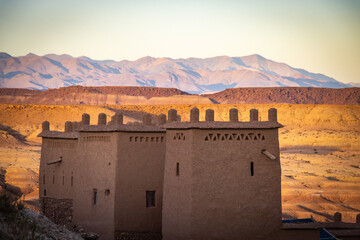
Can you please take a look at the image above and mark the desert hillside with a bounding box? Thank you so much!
[203,87,360,105]
[1,86,359,105]
[0,86,214,105]
[0,85,190,98]
[0,103,359,223]
[0,104,359,149]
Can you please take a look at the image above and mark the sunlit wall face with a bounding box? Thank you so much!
[0,0,359,84]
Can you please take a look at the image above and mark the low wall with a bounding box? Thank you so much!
[40,197,73,227]
[114,231,162,240]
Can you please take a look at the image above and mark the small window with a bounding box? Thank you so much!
[105,189,110,196]
[53,175,55,184]
[62,176,64,185]
[146,191,155,208]
[93,189,98,205]
[250,162,254,176]
[176,162,180,176]
[71,176,73,187]
[44,189,47,196]
[43,174,45,185]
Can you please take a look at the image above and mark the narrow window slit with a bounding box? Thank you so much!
[146,191,156,208]
[176,162,180,176]
[250,162,254,176]
[93,189,98,205]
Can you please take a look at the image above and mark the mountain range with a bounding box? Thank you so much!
[0,52,354,94]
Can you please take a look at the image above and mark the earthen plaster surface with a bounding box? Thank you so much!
[38,109,321,240]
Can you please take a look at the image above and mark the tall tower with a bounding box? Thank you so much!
[162,108,283,240]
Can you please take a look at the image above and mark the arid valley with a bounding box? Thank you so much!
[0,102,359,223]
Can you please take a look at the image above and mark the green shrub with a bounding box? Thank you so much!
[0,193,17,214]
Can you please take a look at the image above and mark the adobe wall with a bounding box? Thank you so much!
[162,130,193,240]
[162,107,282,239]
[191,128,281,239]
[39,138,78,200]
[115,131,165,237]
[74,131,118,240]
[274,229,319,240]
[114,231,162,240]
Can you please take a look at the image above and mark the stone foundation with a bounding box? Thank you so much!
[40,197,73,227]
[114,231,162,240]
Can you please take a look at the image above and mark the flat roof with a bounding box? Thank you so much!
[38,121,283,139]
[79,124,165,133]
[37,131,78,139]
[38,124,165,139]
[282,219,338,240]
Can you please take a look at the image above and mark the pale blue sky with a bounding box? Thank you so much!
[0,0,359,83]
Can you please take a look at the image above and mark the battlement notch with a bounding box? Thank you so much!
[65,121,73,132]
[190,108,199,123]
[42,121,50,131]
[168,109,177,122]
[82,113,90,125]
[112,113,124,126]
[158,114,167,125]
[98,113,107,125]
[229,108,239,122]
[334,212,342,222]
[268,108,277,122]
[205,109,214,122]
[250,109,259,122]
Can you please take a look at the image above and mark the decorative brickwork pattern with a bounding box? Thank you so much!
[204,133,265,141]
[129,136,164,143]
[83,136,111,142]
[47,141,76,148]
[173,133,185,140]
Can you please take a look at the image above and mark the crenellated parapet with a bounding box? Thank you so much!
[38,112,167,138]
[38,108,281,138]
[163,107,282,129]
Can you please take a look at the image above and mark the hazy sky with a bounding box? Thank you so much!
[0,0,359,83]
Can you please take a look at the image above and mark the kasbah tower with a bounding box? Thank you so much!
[38,107,320,240]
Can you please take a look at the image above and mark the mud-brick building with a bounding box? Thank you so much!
[39,113,166,240]
[39,108,321,240]
[162,108,320,240]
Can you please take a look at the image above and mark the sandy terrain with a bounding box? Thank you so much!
[281,149,360,222]
[0,103,359,222]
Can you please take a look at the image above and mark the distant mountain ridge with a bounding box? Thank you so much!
[203,87,360,105]
[0,52,353,94]
[1,86,359,105]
